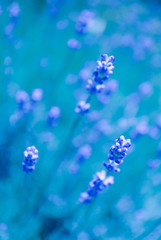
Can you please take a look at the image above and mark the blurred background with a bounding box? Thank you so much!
[1,0,161,239]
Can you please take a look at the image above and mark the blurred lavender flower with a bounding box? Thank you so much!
[98,79,118,104]
[31,88,43,104]
[157,142,161,157]
[80,170,114,203]
[76,144,92,163]
[47,106,61,127]
[78,232,90,240]
[148,125,160,140]
[130,120,149,139]
[138,81,153,98]
[79,192,92,204]
[104,79,118,95]
[4,22,15,39]
[66,74,78,84]
[75,10,94,35]
[88,110,101,122]
[147,159,161,169]
[75,101,90,115]
[95,119,112,136]
[0,6,2,16]
[22,146,39,173]
[67,38,82,50]
[104,136,131,172]
[0,223,9,240]
[16,89,43,115]
[156,114,161,129]
[16,90,30,113]
[40,58,49,68]
[8,2,20,18]
[79,63,94,82]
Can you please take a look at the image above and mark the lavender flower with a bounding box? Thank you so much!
[75,10,94,35]
[86,54,115,94]
[31,88,43,104]
[47,106,61,127]
[130,120,149,139]
[93,54,115,84]
[104,79,118,95]
[4,23,15,39]
[147,159,161,169]
[80,170,114,204]
[16,90,30,113]
[16,89,43,114]
[157,142,161,157]
[76,144,92,163]
[97,79,118,104]
[67,38,82,50]
[104,136,131,172]
[75,101,90,115]
[138,81,153,97]
[155,114,161,129]
[8,2,20,18]
[22,146,39,172]
[69,145,92,174]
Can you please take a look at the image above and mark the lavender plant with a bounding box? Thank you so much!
[1,0,161,239]
[80,136,131,204]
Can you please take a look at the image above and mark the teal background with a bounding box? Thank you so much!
[0,0,161,239]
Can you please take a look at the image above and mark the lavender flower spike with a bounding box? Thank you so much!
[22,146,39,173]
[79,170,114,204]
[86,54,115,94]
[47,106,61,127]
[93,54,115,84]
[104,136,131,173]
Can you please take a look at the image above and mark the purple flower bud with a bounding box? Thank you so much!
[75,101,90,115]
[86,79,104,94]
[93,54,115,84]
[22,146,39,172]
[104,136,131,172]
[80,170,114,203]
[79,192,92,204]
